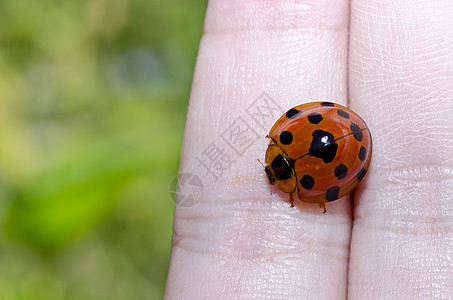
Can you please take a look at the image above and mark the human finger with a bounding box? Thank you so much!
[348,0,453,298]
[166,0,353,298]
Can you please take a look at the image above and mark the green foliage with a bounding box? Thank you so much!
[0,0,206,298]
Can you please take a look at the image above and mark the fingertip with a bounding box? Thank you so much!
[204,0,349,35]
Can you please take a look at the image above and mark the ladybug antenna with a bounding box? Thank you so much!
[257,159,265,168]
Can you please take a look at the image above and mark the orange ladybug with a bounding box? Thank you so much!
[263,102,372,212]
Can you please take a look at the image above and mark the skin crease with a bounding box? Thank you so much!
[166,0,453,299]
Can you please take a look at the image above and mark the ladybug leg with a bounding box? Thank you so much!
[319,203,326,213]
[289,193,295,207]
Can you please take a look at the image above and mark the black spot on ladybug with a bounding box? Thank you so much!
[280,131,293,145]
[350,122,363,141]
[309,130,338,163]
[337,109,350,119]
[325,186,340,201]
[286,108,302,119]
[308,113,323,124]
[334,164,348,180]
[357,167,367,181]
[320,102,335,107]
[271,155,292,180]
[300,175,315,190]
[264,166,275,185]
[358,146,367,161]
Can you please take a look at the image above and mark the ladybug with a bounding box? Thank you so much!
[263,102,372,212]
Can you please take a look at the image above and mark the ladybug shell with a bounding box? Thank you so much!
[264,102,372,203]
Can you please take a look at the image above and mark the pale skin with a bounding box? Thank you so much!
[166,0,453,298]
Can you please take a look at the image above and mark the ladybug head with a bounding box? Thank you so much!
[264,143,296,194]
[264,165,275,185]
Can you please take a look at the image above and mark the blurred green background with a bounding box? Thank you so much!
[0,0,207,298]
